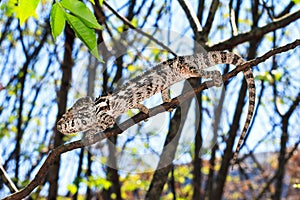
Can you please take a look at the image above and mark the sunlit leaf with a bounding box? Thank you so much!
[292,0,300,4]
[131,147,138,154]
[99,0,104,6]
[271,69,282,81]
[99,178,111,189]
[116,25,124,33]
[0,123,9,139]
[16,0,40,25]
[143,142,149,149]
[265,34,273,42]
[222,13,230,18]
[276,97,285,105]
[256,71,281,84]
[67,184,78,194]
[201,165,209,175]
[64,13,101,61]
[61,0,103,30]
[266,73,273,84]
[178,176,185,184]
[50,3,66,40]
[28,69,36,79]
[84,176,112,189]
[131,17,138,28]
[127,65,135,72]
[11,126,18,133]
[19,179,30,187]
[7,84,16,96]
[110,193,117,199]
[8,115,16,123]
[5,0,18,16]
[100,156,107,163]
[293,183,300,188]
[166,192,174,199]
[182,184,192,194]
[238,18,252,26]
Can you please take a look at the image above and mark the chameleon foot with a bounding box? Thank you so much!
[162,89,174,112]
[136,104,149,122]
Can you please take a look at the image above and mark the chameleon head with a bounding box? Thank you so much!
[57,97,98,134]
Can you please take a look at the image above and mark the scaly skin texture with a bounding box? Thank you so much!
[56,51,256,166]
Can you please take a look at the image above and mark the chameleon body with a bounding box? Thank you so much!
[57,51,255,165]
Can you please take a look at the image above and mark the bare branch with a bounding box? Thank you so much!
[103,1,177,56]
[203,0,220,38]
[177,0,203,34]
[284,92,300,119]
[276,1,295,18]
[229,0,238,36]
[0,161,18,193]
[210,10,300,50]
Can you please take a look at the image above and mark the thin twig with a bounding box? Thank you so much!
[103,1,177,56]
[210,10,300,50]
[229,0,238,36]
[203,0,220,37]
[0,161,18,193]
[177,0,203,33]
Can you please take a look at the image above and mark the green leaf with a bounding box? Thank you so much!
[11,125,18,133]
[111,193,117,199]
[0,123,9,139]
[271,69,282,81]
[99,0,104,6]
[50,3,66,40]
[61,0,103,30]
[293,183,300,189]
[84,176,112,189]
[99,178,112,190]
[131,17,138,28]
[5,0,18,16]
[8,115,16,123]
[127,64,136,72]
[16,0,40,25]
[67,184,78,194]
[292,0,300,4]
[64,13,101,61]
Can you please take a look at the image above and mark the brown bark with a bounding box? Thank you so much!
[47,24,75,200]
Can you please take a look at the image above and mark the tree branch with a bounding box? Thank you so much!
[0,161,18,193]
[203,0,220,38]
[177,0,203,34]
[209,10,300,50]
[103,1,177,56]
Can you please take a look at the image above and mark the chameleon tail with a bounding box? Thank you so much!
[231,68,256,168]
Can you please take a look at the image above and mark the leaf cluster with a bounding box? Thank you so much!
[50,0,104,61]
[5,0,105,61]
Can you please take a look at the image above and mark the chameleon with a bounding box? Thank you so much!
[56,51,255,166]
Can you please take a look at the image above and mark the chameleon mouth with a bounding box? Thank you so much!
[56,118,68,134]
[56,118,82,134]
[56,110,100,135]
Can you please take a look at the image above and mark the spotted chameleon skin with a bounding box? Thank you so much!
[56,51,255,165]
